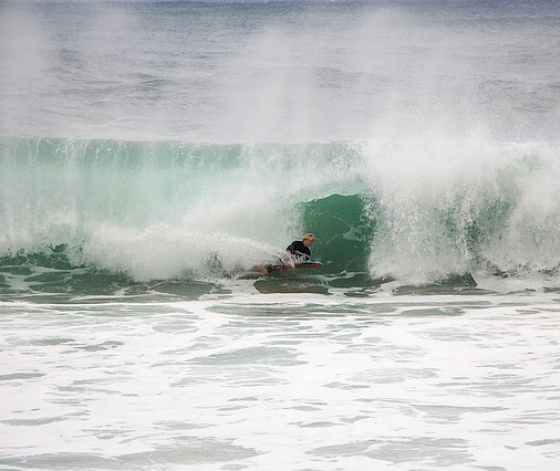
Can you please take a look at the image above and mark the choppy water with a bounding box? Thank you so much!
[1,0,560,469]
[2,286,560,470]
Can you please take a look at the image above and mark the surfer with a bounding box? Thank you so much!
[255,233,317,276]
[286,233,316,262]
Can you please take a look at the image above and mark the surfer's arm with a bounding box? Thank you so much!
[294,251,311,261]
[285,250,310,263]
[284,250,297,267]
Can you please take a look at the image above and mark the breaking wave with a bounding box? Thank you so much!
[1,136,560,297]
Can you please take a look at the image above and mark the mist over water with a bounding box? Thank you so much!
[1,0,559,142]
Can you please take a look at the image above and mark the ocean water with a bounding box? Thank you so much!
[1,0,560,469]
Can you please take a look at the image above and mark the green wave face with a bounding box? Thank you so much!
[301,194,375,274]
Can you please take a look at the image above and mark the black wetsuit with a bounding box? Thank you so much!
[286,240,311,261]
[264,240,312,274]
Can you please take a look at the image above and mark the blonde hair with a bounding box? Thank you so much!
[302,233,316,242]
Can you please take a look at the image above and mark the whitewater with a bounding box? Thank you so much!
[1,0,560,470]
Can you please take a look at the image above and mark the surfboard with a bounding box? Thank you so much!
[274,261,322,271]
[253,260,322,276]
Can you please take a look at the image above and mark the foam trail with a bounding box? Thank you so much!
[83,224,282,281]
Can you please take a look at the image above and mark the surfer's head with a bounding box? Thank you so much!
[302,233,316,246]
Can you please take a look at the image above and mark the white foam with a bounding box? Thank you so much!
[1,289,560,469]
